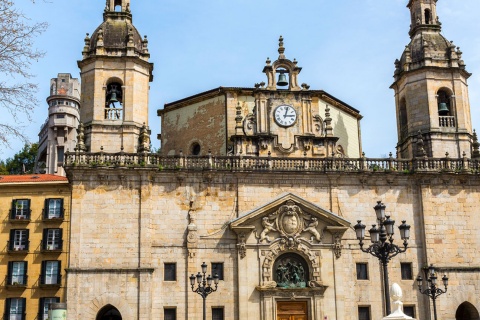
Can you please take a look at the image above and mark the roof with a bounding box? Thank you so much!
[0,174,68,184]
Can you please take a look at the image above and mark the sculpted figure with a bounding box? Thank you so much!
[260,217,277,242]
[303,217,322,241]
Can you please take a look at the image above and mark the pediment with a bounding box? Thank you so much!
[230,193,351,244]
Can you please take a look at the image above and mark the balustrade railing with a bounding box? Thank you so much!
[105,108,123,120]
[64,151,480,174]
[439,116,455,128]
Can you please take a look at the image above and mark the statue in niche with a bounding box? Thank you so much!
[274,255,307,288]
[260,217,277,243]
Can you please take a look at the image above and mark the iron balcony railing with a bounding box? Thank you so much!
[64,152,480,174]
[5,275,28,287]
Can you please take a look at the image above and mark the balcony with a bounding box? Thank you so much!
[439,116,455,128]
[5,275,28,289]
[7,241,29,254]
[40,240,63,253]
[105,107,123,120]
[9,210,31,223]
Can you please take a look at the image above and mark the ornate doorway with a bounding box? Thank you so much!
[456,302,480,320]
[277,301,308,320]
[96,305,122,320]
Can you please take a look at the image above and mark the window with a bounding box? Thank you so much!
[212,307,224,320]
[211,263,224,280]
[401,263,413,280]
[164,308,176,320]
[404,306,415,318]
[424,9,431,24]
[11,199,30,220]
[39,297,60,320]
[44,199,64,219]
[9,229,29,251]
[7,262,27,286]
[356,263,368,280]
[191,142,201,156]
[164,263,176,281]
[41,261,61,285]
[57,147,65,165]
[358,306,371,320]
[5,298,26,320]
[43,229,63,251]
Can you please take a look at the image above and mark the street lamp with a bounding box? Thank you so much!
[189,262,220,320]
[354,201,411,315]
[417,264,448,320]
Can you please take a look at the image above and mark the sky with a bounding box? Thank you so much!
[3,0,480,159]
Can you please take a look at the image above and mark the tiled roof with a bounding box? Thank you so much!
[0,174,68,184]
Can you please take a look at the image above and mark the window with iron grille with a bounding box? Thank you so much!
[358,306,371,320]
[164,308,176,320]
[9,229,29,251]
[212,307,224,320]
[43,229,63,250]
[401,263,413,280]
[41,261,61,285]
[7,261,28,286]
[211,263,224,280]
[44,199,63,219]
[356,263,368,280]
[11,199,30,220]
[164,263,176,281]
[39,297,59,320]
[5,297,26,320]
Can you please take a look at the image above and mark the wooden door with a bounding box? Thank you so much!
[277,301,308,320]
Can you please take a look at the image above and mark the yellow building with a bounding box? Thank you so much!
[0,174,70,320]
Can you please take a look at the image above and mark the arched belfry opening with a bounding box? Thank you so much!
[273,253,309,288]
[425,9,431,24]
[96,305,122,320]
[105,81,123,120]
[456,302,480,320]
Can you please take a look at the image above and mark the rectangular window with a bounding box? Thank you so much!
[57,147,64,164]
[39,297,60,320]
[164,263,176,281]
[9,229,29,251]
[358,306,371,320]
[401,263,413,280]
[41,261,61,285]
[8,261,28,286]
[44,199,63,219]
[164,308,176,320]
[211,263,224,280]
[5,298,26,320]
[356,263,368,280]
[212,307,224,320]
[11,199,30,219]
[43,229,63,250]
[404,306,415,318]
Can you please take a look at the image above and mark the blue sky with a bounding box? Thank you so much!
[3,0,480,159]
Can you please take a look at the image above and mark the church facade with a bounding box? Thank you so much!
[60,0,480,320]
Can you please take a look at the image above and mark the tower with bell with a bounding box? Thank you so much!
[77,0,154,153]
[391,0,473,158]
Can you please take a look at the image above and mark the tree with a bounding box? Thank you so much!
[0,0,48,148]
[0,143,38,174]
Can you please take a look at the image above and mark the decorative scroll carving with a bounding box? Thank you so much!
[312,114,324,135]
[243,113,256,136]
[237,232,247,259]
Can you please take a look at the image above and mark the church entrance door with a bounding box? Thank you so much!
[277,301,308,320]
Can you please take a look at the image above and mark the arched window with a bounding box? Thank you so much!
[456,302,480,320]
[97,305,122,320]
[437,90,451,116]
[190,142,201,156]
[424,9,431,24]
[114,0,122,12]
[399,98,408,140]
[273,253,309,288]
[105,81,123,120]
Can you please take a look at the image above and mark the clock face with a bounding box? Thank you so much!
[274,105,297,127]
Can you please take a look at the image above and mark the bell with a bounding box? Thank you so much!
[109,92,119,103]
[438,102,449,115]
[277,73,288,87]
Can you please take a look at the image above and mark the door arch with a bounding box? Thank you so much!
[96,304,122,320]
[456,302,480,320]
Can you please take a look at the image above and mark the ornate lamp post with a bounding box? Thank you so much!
[354,201,411,315]
[416,264,448,320]
[189,262,220,320]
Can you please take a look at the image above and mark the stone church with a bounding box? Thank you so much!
[61,0,480,319]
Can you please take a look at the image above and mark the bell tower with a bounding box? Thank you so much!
[78,0,153,153]
[391,0,473,158]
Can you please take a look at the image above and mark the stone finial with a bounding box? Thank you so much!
[383,283,414,319]
[416,131,427,158]
[138,123,151,153]
[142,35,149,53]
[278,36,286,59]
[472,129,480,159]
[76,122,86,152]
[83,33,91,56]
[266,57,271,66]
[324,105,333,137]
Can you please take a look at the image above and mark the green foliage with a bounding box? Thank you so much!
[0,143,38,174]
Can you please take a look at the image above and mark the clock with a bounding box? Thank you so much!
[274,105,297,127]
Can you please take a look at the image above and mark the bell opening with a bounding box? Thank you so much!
[106,82,123,108]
